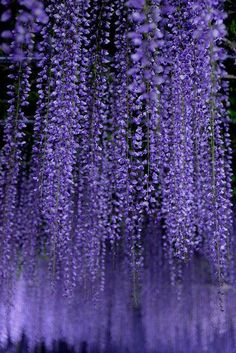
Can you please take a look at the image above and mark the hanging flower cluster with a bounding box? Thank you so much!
[158,0,233,283]
[0,0,48,59]
[0,0,233,297]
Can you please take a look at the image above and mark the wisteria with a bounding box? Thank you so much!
[0,0,48,59]
[0,0,235,350]
[0,0,233,291]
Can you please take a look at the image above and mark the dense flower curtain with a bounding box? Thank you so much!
[0,0,233,301]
